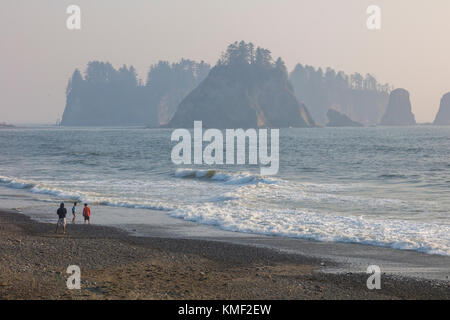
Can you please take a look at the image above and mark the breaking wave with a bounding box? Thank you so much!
[174,168,277,185]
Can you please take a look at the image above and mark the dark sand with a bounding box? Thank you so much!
[0,209,448,300]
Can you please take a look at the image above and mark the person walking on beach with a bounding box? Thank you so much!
[56,202,67,234]
[83,203,91,224]
[72,202,77,224]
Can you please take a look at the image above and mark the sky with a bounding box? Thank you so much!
[1,0,449,124]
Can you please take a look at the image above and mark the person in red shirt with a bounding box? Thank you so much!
[83,203,91,224]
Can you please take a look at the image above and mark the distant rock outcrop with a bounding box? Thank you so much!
[380,88,416,126]
[433,92,450,125]
[0,122,14,128]
[289,65,390,126]
[61,60,210,127]
[168,41,315,128]
[326,109,363,127]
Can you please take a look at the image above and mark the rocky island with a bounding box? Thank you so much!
[289,65,390,126]
[326,109,363,127]
[379,88,416,126]
[433,92,450,125]
[61,60,210,127]
[168,41,315,128]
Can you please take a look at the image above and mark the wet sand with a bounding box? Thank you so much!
[0,209,449,300]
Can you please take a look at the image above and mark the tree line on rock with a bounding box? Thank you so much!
[168,41,314,128]
[289,64,391,126]
[61,41,450,128]
[61,60,210,127]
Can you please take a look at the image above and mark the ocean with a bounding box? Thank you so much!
[0,126,449,255]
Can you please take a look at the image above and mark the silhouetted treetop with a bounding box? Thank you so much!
[66,69,83,96]
[62,59,210,127]
[218,41,284,71]
[145,59,211,124]
[146,59,209,91]
[290,63,392,125]
[168,41,314,128]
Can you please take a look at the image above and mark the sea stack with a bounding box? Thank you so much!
[433,92,450,125]
[380,88,416,126]
[0,122,14,128]
[168,41,315,128]
[326,109,363,127]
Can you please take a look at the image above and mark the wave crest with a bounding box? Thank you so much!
[0,175,172,212]
[174,168,277,185]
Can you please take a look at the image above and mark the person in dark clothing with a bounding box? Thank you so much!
[56,202,67,234]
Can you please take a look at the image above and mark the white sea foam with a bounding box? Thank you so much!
[0,175,92,201]
[169,202,450,256]
[97,199,172,211]
[174,168,277,185]
[1,173,449,256]
[0,175,173,211]
[0,176,35,189]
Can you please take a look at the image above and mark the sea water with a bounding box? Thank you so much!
[0,126,449,255]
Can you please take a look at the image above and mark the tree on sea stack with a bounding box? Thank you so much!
[167,41,315,128]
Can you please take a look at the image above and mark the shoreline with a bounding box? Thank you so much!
[0,208,449,299]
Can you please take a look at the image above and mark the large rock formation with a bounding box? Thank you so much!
[289,65,390,126]
[61,60,210,127]
[433,92,450,125]
[380,88,416,126]
[168,41,315,128]
[326,109,363,127]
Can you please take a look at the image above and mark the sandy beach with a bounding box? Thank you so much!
[0,208,448,300]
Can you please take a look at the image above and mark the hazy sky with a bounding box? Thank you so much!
[1,0,449,124]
